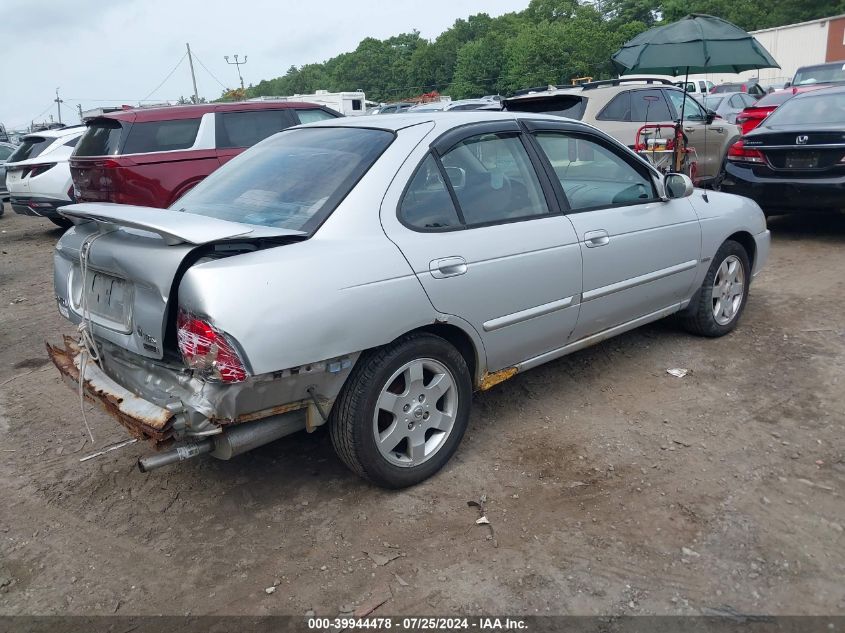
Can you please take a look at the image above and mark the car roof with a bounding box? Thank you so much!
[506,79,679,103]
[101,101,330,123]
[300,111,593,133]
[21,126,86,140]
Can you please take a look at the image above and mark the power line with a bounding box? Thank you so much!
[191,50,229,90]
[141,52,188,102]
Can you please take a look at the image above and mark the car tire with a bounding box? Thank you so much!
[330,333,472,489]
[49,217,72,230]
[682,240,751,337]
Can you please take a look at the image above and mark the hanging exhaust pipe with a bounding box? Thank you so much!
[138,410,306,473]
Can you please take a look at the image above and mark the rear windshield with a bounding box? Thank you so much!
[172,127,394,232]
[122,118,201,154]
[75,119,124,156]
[755,91,794,107]
[764,91,845,126]
[505,95,587,120]
[793,64,845,86]
[703,96,724,109]
[8,136,51,162]
[712,84,745,94]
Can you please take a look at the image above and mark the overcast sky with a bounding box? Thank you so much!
[0,0,528,131]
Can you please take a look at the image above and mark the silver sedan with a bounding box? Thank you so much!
[49,112,770,488]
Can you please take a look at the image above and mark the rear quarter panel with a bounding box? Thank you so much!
[687,189,768,287]
[176,121,457,376]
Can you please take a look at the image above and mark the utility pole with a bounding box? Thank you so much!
[224,54,248,90]
[186,43,200,103]
[54,87,63,125]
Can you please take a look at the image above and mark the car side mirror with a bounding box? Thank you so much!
[784,81,791,88]
[705,110,717,125]
[664,173,694,199]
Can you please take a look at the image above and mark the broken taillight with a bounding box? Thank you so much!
[176,309,248,383]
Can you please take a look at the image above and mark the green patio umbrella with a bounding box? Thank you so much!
[611,13,779,174]
[611,13,780,120]
[612,13,779,76]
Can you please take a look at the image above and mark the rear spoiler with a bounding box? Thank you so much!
[59,203,305,245]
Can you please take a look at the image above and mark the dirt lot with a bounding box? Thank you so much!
[0,203,843,617]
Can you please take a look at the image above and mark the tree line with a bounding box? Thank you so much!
[236,0,845,103]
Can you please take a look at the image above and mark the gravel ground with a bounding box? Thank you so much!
[0,203,843,616]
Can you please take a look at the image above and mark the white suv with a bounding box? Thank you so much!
[6,126,85,228]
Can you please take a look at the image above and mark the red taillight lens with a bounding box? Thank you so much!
[176,309,248,383]
[727,140,766,164]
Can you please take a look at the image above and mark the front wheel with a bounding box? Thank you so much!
[330,333,472,488]
[682,240,751,337]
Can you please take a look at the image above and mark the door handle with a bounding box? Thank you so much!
[711,126,724,133]
[430,256,467,279]
[583,230,610,248]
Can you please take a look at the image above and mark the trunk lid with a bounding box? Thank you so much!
[743,125,845,176]
[54,203,304,360]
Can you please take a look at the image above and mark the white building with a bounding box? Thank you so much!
[683,13,845,88]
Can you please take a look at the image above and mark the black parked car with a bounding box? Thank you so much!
[721,85,845,215]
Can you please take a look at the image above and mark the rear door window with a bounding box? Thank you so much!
[400,154,463,230]
[74,119,124,156]
[629,90,673,122]
[216,109,296,149]
[440,133,549,226]
[122,118,201,154]
[8,136,52,162]
[0,145,13,160]
[295,109,339,124]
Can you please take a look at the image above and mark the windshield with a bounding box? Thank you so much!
[172,126,394,232]
[793,64,845,85]
[703,96,724,110]
[763,91,845,126]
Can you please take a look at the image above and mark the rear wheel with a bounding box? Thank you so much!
[330,333,472,488]
[682,240,750,337]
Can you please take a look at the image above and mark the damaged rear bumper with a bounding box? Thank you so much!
[47,337,177,444]
[47,336,356,452]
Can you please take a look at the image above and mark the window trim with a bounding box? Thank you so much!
[525,126,661,215]
[397,123,562,233]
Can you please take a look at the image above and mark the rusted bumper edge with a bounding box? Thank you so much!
[46,336,176,446]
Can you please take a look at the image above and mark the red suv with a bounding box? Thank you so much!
[70,101,340,208]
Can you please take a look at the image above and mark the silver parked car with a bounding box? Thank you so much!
[702,92,759,124]
[49,112,770,488]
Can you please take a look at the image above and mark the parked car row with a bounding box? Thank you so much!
[4,101,340,227]
[721,84,845,215]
